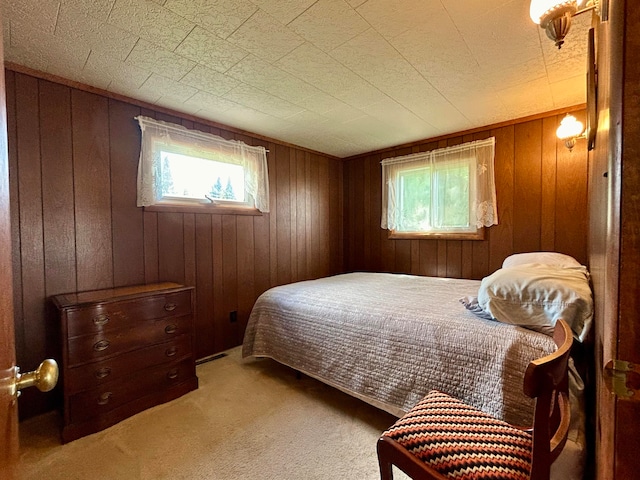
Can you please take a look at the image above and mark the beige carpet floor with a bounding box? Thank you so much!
[17,347,410,480]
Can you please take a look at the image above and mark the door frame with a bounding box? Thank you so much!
[591,1,640,479]
[0,7,19,475]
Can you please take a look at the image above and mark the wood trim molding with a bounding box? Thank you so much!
[5,62,585,163]
[343,105,587,162]
[388,228,485,241]
[143,204,264,216]
[3,62,341,161]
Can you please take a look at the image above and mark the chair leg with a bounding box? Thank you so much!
[377,438,394,480]
[378,457,394,480]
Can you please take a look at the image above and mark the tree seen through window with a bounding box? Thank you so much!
[209,177,237,200]
[397,162,470,232]
[160,151,245,202]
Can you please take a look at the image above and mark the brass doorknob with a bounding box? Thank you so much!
[12,359,59,397]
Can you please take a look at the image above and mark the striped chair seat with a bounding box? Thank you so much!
[381,390,533,480]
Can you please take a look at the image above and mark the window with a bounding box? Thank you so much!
[159,151,246,203]
[136,116,269,212]
[381,137,497,239]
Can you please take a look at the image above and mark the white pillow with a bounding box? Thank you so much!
[502,252,582,269]
[478,263,593,342]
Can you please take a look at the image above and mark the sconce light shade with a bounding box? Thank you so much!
[557,114,584,139]
[530,0,589,48]
[557,114,585,151]
[530,0,579,24]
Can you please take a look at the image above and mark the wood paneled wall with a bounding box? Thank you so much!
[6,67,591,421]
[5,70,344,418]
[343,111,589,279]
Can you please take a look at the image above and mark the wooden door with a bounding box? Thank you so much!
[608,1,640,477]
[0,9,19,476]
[590,1,640,479]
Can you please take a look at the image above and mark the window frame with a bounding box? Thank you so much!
[388,228,485,241]
[143,203,263,216]
[381,137,496,240]
[135,116,269,214]
[155,144,251,208]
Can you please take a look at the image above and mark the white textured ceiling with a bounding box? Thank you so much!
[2,0,591,158]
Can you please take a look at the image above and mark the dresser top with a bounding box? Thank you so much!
[52,282,192,309]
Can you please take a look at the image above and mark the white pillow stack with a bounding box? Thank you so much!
[462,252,594,342]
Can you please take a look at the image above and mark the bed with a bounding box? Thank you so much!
[242,253,592,478]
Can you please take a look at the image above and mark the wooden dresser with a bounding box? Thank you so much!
[52,282,198,443]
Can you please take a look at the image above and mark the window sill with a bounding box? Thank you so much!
[144,204,263,216]
[388,228,485,241]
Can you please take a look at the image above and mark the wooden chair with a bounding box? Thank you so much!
[377,319,573,480]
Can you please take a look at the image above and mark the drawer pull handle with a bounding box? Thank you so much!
[97,392,112,405]
[95,367,112,379]
[167,369,179,380]
[165,347,178,357]
[93,340,110,352]
[165,324,178,335]
[164,303,177,312]
[93,314,109,326]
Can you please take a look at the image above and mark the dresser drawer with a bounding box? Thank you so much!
[67,314,192,367]
[66,290,192,337]
[65,334,193,394]
[68,358,195,424]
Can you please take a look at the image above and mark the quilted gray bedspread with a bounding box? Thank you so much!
[242,272,557,426]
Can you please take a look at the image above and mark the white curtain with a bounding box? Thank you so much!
[381,137,497,230]
[136,116,269,212]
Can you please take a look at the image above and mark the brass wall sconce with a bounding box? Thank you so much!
[556,114,586,151]
[529,0,600,48]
